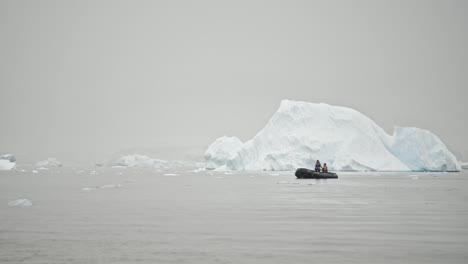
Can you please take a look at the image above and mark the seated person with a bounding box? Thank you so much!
[322,163,328,173]
[315,160,322,172]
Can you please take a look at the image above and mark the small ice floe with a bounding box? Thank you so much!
[223,172,234,175]
[163,173,179,176]
[115,172,123,175]
[0,154,16,171]
[18,169,27,172]
[215,176,224,179]
[81,187,95,192]
[276,181,289,184]
[269,173,280,176]
[409,175,419,180]
[75,170,85,174]
[90,170,99,175]
[37,167,49,170]
[8,199,33,207]
[32,170,39,174]
[36,158,62,168]
[99,184,122,189]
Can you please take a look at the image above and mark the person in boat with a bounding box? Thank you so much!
[315,160,322,172]
[322,163,328,173]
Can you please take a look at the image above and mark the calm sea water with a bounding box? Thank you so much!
[1,167,467,263]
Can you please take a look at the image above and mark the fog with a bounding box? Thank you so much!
[1,0,467,163]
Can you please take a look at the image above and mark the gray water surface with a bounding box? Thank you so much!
[1,168,467,263]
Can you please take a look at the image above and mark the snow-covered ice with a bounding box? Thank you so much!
[205,100,460,172]
[8,198,32,207]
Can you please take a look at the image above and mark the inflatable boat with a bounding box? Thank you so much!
[295,168,338,179]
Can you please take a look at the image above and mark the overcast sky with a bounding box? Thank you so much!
[1,0,467,163]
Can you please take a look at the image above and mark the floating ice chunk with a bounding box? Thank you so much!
[36,158,62,168]
[0,154,16,171]
[99,184,122,189]
[0,160,15,170]
[0,154,16,162]
[37,167,49,170]
[90,170,98,175]
[8,199,32,207]
[163,173,179,176]
[205,100,460,172]
[81,187,95,191]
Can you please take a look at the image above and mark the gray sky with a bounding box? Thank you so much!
[1,0,467,163]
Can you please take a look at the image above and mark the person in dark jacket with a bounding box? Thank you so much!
[315,160,322,172]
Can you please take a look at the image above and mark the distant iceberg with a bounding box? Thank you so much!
[36,158,62,168]
[205,100,460,172]
[461,162,468,170]
[111,154,168,168]
[0,154,16,170]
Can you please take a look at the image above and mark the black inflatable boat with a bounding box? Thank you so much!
[295,168,338,179]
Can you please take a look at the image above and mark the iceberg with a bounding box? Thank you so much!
[205,100,460,172]
[0,154,16,170]
[205,136,243,170]
[111,154,168,168]
[36,158,62,168]
[461,162,468,170]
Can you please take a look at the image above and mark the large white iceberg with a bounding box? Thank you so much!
[205,100,460,172]
[0,154,16,170]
